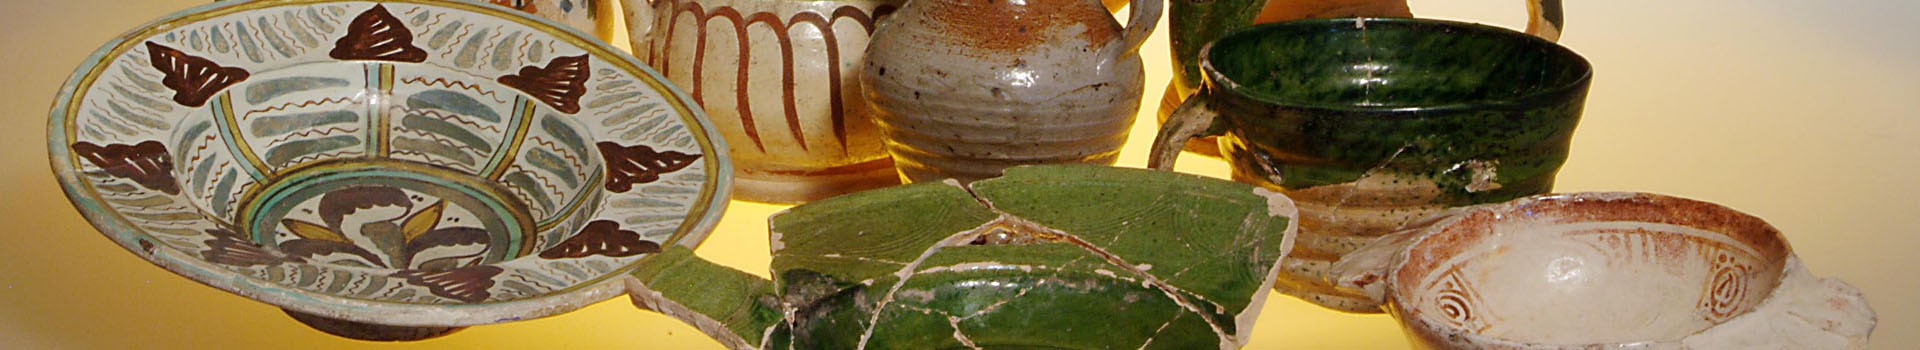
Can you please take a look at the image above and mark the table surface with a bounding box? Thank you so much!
[2,0,1913,348]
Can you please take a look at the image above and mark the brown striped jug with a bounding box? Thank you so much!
[624,0,904,203]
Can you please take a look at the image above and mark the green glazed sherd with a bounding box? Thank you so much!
[628,165,1300,349]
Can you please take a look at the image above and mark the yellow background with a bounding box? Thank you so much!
[2,0,1913,348]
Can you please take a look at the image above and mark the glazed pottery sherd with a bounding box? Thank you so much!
[628,165,1298,349]
[49,0,729,339]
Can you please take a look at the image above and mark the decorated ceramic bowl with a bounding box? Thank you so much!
[47,0,730,340]
[1328,192,1875,349]
[627,165,1299,349]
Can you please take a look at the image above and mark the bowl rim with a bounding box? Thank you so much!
[45,0,733,327]
[1197,17,1594,114]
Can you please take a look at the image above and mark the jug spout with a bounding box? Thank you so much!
[627,247,781,350]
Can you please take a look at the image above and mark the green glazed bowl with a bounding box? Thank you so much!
[1151,17,1591,313]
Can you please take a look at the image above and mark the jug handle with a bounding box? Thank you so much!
[621,0,658,51]
[1147,92,1218,170]
[1522,0,1564,41]
[1324,207,1479,309]
[1102,0,1163,64]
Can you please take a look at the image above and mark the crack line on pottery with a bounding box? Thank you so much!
[851,223,987,350]
[1135,311,1186,350]
[954,210,1238,343]
[1325,143,1413,222]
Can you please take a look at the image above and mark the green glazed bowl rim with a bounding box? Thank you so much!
[1198,17,1594,113]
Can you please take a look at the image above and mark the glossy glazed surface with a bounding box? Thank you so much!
[862,0,1155,183]
[1156,18,1588,312]
[629,165,1298,349]
[47,0,729,326]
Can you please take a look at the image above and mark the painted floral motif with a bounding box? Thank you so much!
[145,42,249,107]
[329,5,428,62]
[500,55,591,113]
[276,186,493,271]
[202,225,298,267]
[540,220,661,259]
[597,142,698,193]
[70,141,179,195]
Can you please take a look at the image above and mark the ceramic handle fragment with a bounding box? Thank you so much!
[1148,93,1218,170]
[1523,0,1563,41]
[1323,227,1425,309]
[1678,257,1877,349]
[626,247,781,350]
[1106,0,1163,64]
[620,0,656,50]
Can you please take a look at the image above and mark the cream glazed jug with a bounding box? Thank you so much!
[861,0,1160,183]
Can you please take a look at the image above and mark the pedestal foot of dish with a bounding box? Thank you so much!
[282,309,466,341]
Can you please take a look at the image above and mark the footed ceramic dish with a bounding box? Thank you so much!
[1328,192,1876,349]
[627,165,1298,349]
[48,0,730,340]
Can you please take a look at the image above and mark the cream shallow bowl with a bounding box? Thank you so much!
[1330,192,1875,349]
[47,0,730,340]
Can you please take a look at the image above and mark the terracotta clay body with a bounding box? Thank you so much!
[862,0,1160,183]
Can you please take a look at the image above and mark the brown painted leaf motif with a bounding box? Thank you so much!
[145,42,249,107]
[317,186,412,229]
[71,141,180,195]
[392,265,502,303]
[539,220,662,259]
[281,239,386,268]
[402,227,490,263]
[201,226,295,267]
[329,5,428,62]
[597,142,699,193]
[499,55,590,113]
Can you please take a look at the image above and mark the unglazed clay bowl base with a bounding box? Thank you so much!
[1330,192,1875,349]
[49,0,730,339]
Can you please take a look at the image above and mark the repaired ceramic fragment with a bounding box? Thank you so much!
[49,0,729,340]
[1328,192,1876,349]
[628,165,1298,349]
